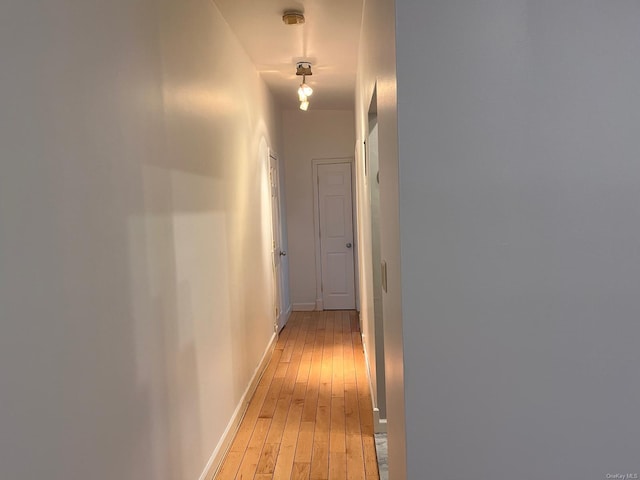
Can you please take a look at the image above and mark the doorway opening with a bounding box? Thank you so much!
[367,87,387,428]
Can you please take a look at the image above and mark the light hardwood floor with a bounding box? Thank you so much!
[215,310,379,480]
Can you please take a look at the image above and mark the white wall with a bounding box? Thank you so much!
[354,0,407,477]
[396,1,640,478]
[282,109,355,311]
[0,1,282,479]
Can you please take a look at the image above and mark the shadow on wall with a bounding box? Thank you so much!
[130,128,276,478]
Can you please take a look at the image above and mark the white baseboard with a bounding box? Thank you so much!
[373,409,388,434]
[361,333,387,434]
[315,298,324,311]
[199,332,277,480]
[292,302,316,311]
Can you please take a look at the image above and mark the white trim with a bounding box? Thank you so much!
[199,332,277,480]
[352,142,361,312]
[361,334,387,434]
[373,410,388,434]
[292,302,316,312]
[312,157,357,311]
[315,298,324,311]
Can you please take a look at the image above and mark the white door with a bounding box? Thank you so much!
[317,162,356,310]
[269,153,287,331]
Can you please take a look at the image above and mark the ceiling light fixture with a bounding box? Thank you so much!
[282,11,305,25]
[296,62,313,111]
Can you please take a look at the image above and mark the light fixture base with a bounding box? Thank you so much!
[296,62,313,76]
[282,11,305,25]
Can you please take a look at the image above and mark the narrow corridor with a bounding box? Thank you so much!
[215,311,379,480]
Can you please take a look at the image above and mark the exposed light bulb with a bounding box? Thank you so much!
[295,70,313,110]
[299,82,313,97]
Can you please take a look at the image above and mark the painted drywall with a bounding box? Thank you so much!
[396,1,640,478]
[354,0,407,477]
[0,1,283,479]
[282,109,356,310]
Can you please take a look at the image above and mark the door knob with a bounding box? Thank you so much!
[279,251,287,256]
[346,243,352,248]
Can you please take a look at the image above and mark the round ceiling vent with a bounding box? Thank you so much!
[282,11,305,25]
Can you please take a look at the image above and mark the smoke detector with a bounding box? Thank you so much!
[282,11,305,25]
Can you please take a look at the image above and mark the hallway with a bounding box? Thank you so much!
[215,311,379,480]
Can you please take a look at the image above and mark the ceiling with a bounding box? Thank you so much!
[213,0,364,110]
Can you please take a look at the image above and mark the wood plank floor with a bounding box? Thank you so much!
[215,311,379,480]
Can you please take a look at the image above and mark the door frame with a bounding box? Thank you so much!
[312,157,360,311]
